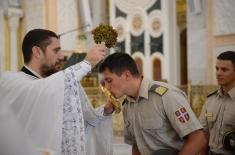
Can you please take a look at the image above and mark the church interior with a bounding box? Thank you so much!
[1,0,235,154]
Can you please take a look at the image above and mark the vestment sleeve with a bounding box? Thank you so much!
[77,82,107,127]
[64,60,91,81]
[0,104,40,155]
[64,60,108,127]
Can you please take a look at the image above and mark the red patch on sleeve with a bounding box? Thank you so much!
[180,107,186,113]
[175,110,180,117]
[179,117,185,123]
[175,107,190,123]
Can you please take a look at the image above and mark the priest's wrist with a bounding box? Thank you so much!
[83,60,92,67]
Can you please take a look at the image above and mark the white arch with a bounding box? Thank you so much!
[132,52,146,77]
[151,52,165,80]
[132,51,145,60]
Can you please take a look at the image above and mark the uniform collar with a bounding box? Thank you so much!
[217,88,223,97]
[126,77,150,103]
[139,77,150,99]
[228,86,235,100]
[218,86,235,100]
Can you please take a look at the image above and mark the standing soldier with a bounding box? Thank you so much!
[200,51,235,155]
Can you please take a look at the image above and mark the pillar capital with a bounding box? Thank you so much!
[6,7,23,70]
[6,7,23,31]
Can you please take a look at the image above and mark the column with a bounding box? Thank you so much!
[0,9,4,75]
[78,0,93,50]
[90,0,108,27]
[7,7,23,71]
[79,0,92,31]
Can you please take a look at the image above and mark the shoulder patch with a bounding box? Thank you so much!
[207,90,218,98]
[150,84,168,96]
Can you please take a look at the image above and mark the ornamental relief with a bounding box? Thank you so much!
[115,0,156,14]
[112,0,163,57]
[152,19,160,31]
[132,15,142,31]
[128,8,147,36]
[148,10,163,38]
[113,17,127,42]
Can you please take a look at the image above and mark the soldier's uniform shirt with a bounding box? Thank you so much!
[199,87,235,155]
[122,78,202,155]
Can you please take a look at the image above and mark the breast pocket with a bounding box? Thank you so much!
[141,118,164,137]
[142,118,162,129]
[206,112,217,129]
[206,101,220,129]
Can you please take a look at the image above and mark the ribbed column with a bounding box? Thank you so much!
[7,7,23,71]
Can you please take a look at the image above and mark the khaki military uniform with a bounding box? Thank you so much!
[199,87,235,155]
[122,78,202,155]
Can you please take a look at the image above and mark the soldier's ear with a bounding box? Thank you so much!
[123,70,132,80]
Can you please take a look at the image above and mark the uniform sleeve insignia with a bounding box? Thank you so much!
[150,84,168,96]
[175,107,190,123]
[155,87,167,96]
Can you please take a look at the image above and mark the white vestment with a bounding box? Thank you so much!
[0,103,40,155]
[0,61,113,155]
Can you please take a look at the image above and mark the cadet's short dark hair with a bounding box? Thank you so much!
[22,29,59,63]
[99,52,140,77]
[217,51,235,69]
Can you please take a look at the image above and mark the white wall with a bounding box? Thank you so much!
[187,0,207,84]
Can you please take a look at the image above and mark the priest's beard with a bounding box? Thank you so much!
[40,64,59,77]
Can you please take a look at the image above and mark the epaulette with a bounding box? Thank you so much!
[122,97,127,106]
[150,84,168,96]
[207,90,218,98]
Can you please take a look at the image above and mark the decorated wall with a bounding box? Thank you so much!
[110,0,180,84]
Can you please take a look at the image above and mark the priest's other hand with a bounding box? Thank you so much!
[104,102,115,115]
[84,43,108,67]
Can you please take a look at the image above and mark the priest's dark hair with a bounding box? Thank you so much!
[99,52,140,77]
[217,51,235,69]
[22,29,59,63]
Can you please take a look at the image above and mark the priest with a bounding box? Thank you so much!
[0,29,114,155]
